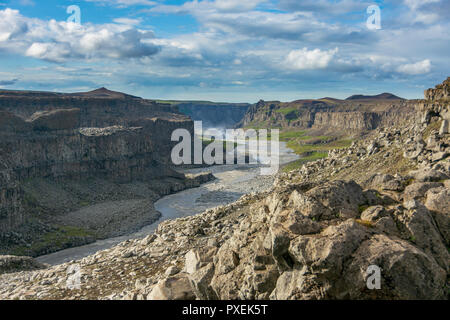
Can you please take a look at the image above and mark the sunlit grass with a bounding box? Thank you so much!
[282,151,329,172]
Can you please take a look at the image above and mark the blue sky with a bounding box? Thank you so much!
[0,0,448,102]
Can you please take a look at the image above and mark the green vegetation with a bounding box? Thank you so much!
[278,129,353,172]
[423,119,442,140]
[359,205,369,214]
[10,226,95,257]
[79,201,91,207]
[282,152,329,172]
[279,130,307,140]
[286,138,352,155]
[275,107,298,116]
[355,219,375,228]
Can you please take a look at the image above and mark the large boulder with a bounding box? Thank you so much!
[403,182,443,201]
[398,200,449,271]
[425,187,450,245]
[188,263,218,300]
[409,169,449,182]
[366,174,405,192]
[185,247,217,275]
[305,180,365,219]
[147,274,196,300]
[344,235,446,300]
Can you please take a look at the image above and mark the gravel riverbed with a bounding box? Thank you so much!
[36,142,298,265]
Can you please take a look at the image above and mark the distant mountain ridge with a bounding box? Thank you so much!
[0,87,141,100]
[346,93,404,100]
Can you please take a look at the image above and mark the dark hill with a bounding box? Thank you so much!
[346,93,404,100]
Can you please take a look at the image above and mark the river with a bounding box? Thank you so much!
[36,142,298,265]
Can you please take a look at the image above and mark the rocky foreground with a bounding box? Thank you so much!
[0,79,449,300]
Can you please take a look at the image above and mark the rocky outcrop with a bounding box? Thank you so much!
[0,169,447,300]
[425,77,450,101]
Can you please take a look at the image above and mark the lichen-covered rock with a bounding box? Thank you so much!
[305,180,365,218]
[398,200,449,271]
[344,235,446,300]
[366,173,405,191]
[409,169,449,182]
[425,188,450,245]
[403,182,443,200]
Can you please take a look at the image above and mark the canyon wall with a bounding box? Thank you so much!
[0,88,202,254]
[239,98,418,132]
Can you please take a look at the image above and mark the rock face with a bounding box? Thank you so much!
[0,88,214,256]
[0,79,448,300]
[28,109,81,131]
[425,77,450,101]
[238,98,415,132]
[0,88,182,127]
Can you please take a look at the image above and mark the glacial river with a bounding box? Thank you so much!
[36,142,298,265]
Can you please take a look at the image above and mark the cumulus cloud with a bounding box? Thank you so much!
[396,59,431,75]
[0,8,159,62]
[287,48,338,70]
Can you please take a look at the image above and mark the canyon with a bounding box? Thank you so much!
[0,78,448,300]
[0,88,213,257]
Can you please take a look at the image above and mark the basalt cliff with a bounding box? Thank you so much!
[0,88,213,257]
[0,78,448,300]
[239,93,415,133]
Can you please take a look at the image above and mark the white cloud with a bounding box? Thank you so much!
[413,12,439,24]
[150,0,266,14]
[113,18,142,25]
[287,47,338,70]
[213,0,264,12]
[0,8,159,62]
[404,0,440,10]
[396,59,431,75]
